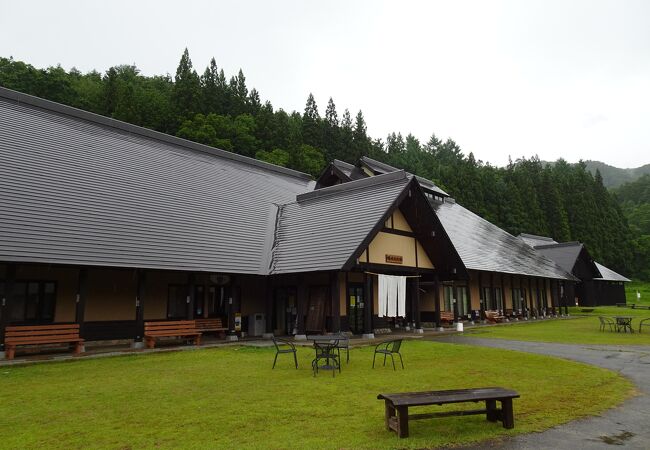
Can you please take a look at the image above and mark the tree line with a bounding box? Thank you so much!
[0,50,645,279]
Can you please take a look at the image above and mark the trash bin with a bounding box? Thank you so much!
[248,313,265,337]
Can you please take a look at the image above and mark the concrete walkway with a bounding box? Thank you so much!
[435,336,650,449]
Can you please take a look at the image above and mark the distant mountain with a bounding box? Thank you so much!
[584,160,650,188]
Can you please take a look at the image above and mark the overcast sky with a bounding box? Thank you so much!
[1,0,649,168]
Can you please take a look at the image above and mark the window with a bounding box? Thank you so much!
[494,287,503,311]
[482,287,492,309]
[456,286,470,317]
[443,285,454,311]
[0,280,56,324]
[512,288,524,311]
[208,285,230,317]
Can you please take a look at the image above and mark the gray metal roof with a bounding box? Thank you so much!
[593,262,630,282]
[270,172,411,274]
[359,156,449,196]
[0,87,314,274]
[430,201,577,280]
[532,242,584,274]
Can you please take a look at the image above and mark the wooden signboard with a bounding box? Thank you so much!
[385,254,403,264]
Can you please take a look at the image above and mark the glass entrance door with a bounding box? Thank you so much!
[348,284,364,334]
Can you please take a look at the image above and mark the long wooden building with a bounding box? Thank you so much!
[519,234,630,306]
[0,87,578,354]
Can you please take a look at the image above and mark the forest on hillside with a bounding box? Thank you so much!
[0,50,647,279]
[584,160,650,188]
[614,175,650,279]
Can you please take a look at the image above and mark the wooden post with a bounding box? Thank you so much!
[413,275,421,330]
[265,277,274,335]
[489,272,495,311]
[550,279,558,316]
[186,273,195,320]
[75,268,88,337]
[295,278,307,337]
[0,264,16,352]
[466,276,473,322]
[528,277,534,318]
[478,271,485,320]
[330,271,341,333]
[135,270,146,342]
[363,272,373,337]
[227,276,236,336]
[500,273,505,314]
[452,283,459,322]
[433,275,441,329]
[509,274,514,317]
[535,278,541,315]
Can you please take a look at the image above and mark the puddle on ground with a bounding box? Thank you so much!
[597,431,635,445]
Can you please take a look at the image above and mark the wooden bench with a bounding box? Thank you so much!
[439,311,455,324]
[144,320,202,349]
[4,323,84,360]
[194,318,227,338]
[485,310,506,323]
[378,387,519,438]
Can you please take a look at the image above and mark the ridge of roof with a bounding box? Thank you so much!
[360,155,401,173]
[519,233,556,241]
[296,170,409,203]
[0,86,313,181]
[332,159,356,169]
[534,241,583,250]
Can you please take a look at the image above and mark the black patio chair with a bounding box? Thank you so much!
[272,337,298,369]
[639,318,650,333]
[311,340,340,377]
[598,316,617,332]
[372,339,404,370]
[335,336,350,364]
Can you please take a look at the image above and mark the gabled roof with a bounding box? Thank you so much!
[0,87,313,274]
[430,201,578,280]
[532,242,600,278]
[270,172,412,274]
[359,156,449,196]
[594,262,631,282]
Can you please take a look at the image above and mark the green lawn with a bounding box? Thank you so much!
[468,310,650,345]
[626,280,650,305]
[0,341,633,449]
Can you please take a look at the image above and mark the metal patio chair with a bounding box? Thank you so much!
[372,339,404,370]
[272,337,298,369]
[639,318,650,333]
[598,316,617,332]
[335,336,350,364]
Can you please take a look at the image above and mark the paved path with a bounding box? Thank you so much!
[433,336,650,449]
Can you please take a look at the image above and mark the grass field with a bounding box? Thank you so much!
[626,280,650,305]
[0,340,633,449]
[467,307,650,345]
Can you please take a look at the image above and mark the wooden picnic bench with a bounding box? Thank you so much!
[4,323,84,360]
[144,320,202,349]
[377,387,520,438]
[485,310,506,324]
[194,318,227,338]
[439,311,455,324]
